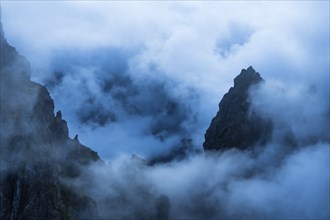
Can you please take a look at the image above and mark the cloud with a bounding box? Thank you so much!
[1,1,329,219]
[1,0,328,155]
[36,47,199,158]
[2,0,328,159]
[250,80,329,145]
[68,142,329,219]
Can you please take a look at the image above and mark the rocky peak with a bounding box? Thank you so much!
[0,21,4,44]
[203,67,272,151]
[0,21,31,83]
[0,22,100,219]
[0,9,5,44]
[56,110,62,119]
[73,134,80,143]
[233,66,262,89]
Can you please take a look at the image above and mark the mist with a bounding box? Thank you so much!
[69,142,329,219]
[2,1,328,159]
[66,62,329,219]
[1,1,329,219]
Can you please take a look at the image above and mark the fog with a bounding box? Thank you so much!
[69,142,329,219]
[64,62,329,218]
[2,1,328,159]
[1,1,329,219]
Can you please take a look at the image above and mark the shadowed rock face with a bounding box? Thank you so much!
[0,19,100,219]
[203,67,272,151]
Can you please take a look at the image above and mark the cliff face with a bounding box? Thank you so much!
[0,22,100,219]
[203,67,272,151]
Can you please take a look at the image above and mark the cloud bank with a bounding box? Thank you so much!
[2,1,328,159]
[1,2,329,219]
[69,141,329,219]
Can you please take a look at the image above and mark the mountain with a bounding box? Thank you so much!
[0,20,100,219]
[1,16,273,219]
[203,66,272,151]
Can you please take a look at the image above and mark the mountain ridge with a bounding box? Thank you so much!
[0,19,101,219]
[203,66,272,151]
[1,18,272,219]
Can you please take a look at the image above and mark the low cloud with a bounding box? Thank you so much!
[68,142,329,219]
[2,1,328,159]
[1,1,329,219]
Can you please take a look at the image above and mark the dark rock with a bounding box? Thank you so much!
[0,18,100,219]
[155,194,170,220]
[0,14,5,44]
[56,110,62,119]
[203,66,272,151]
[73,134,79,142]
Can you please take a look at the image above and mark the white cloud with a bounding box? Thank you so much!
[1,2,329,218]
[1,1,329,159]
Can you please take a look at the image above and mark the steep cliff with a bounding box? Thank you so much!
[203,67,272,151]
[0,20,100,219]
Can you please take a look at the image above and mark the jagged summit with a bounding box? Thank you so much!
[0,9,4,43]
[0,22,4,43]
[0,9,9,47]
[233,66,262,88]
[203,67,272,151]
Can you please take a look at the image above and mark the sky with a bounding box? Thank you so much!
[1,2,329,219]
[1,1,329,160]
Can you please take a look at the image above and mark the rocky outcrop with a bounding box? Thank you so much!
[203,67,272,151]
[0,19,100,219]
